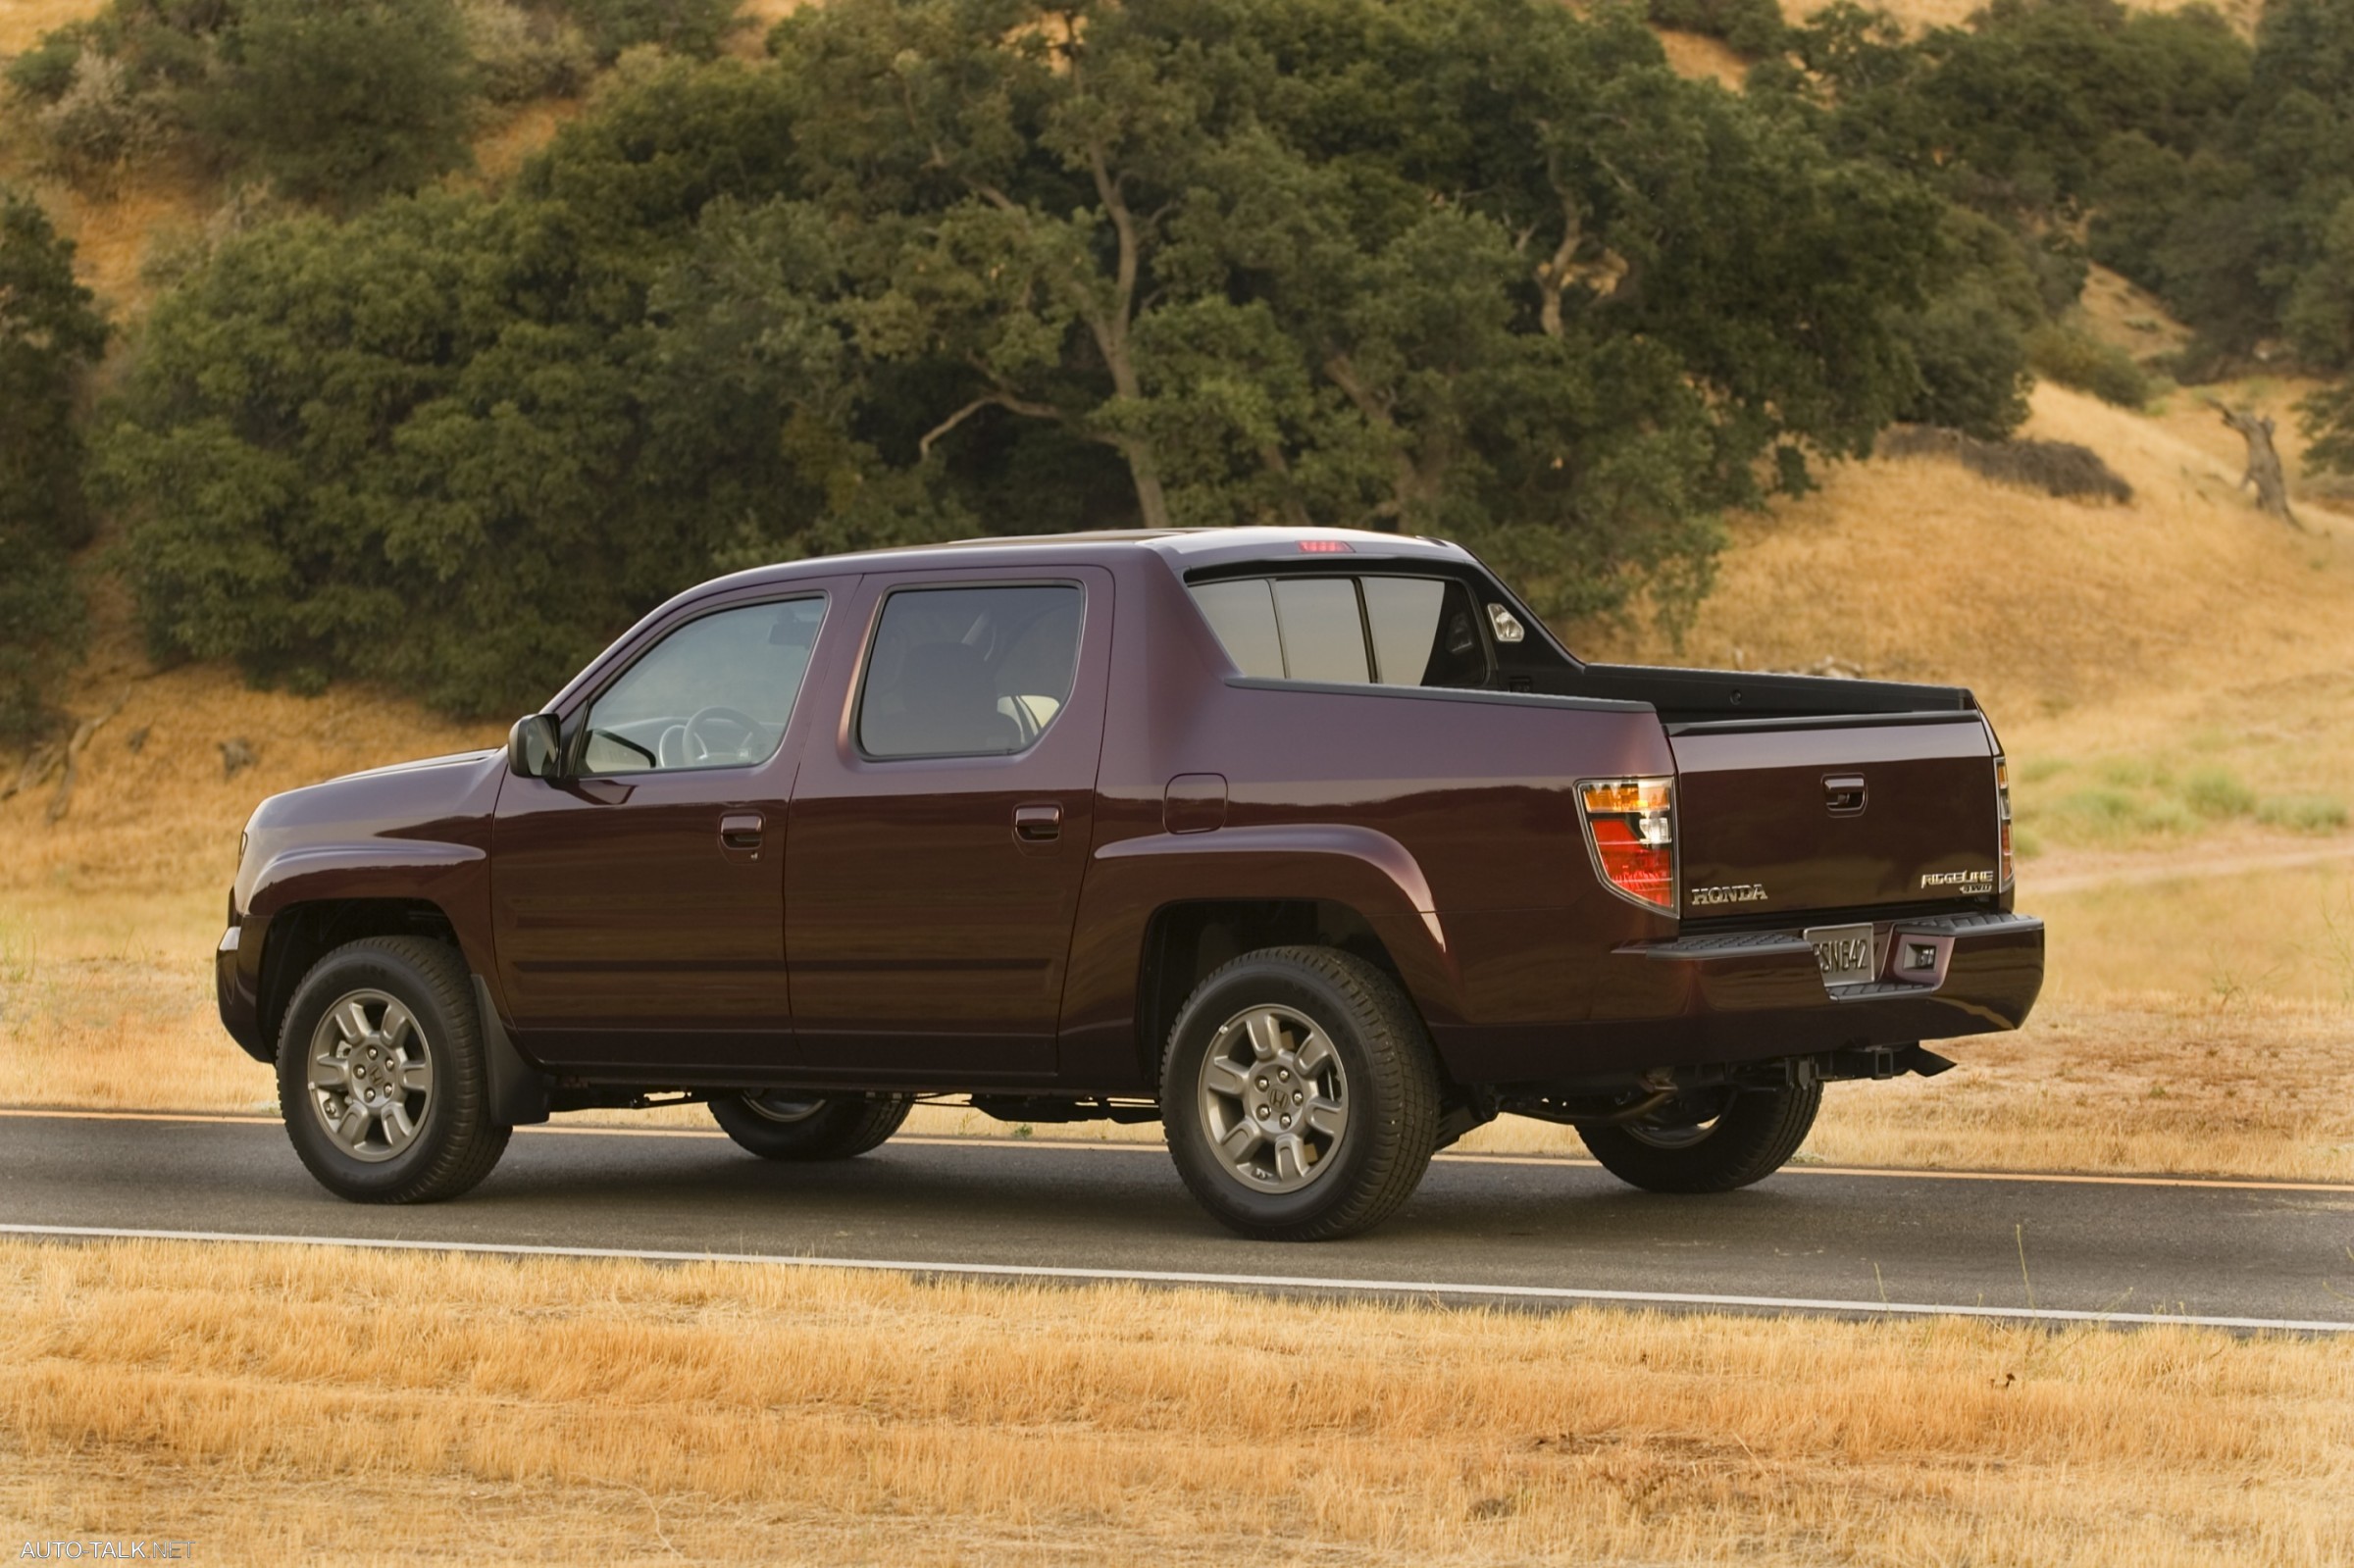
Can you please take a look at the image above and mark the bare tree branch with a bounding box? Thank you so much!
[919,383,1067,458]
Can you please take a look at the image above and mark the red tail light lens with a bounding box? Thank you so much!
[1579,778,1676,913]
[1995,755,2014,891]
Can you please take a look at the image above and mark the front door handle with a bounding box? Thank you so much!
[719,811,765,856]
[1013,803,1063,842]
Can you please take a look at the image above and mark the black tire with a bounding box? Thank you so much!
[708,1091,912,1161]
[276,936,511,1203]
[1577,1081,1822,1193]
[1161,946,1442,1241]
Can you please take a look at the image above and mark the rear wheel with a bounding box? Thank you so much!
[277,936,510,1203]
[1577,1081,1821,1193]
[1162,946,1442,1241]
[708,1091,911,1161]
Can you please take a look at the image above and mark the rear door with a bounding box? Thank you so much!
[1668,713,2001,918]
[785,567,1113,1080]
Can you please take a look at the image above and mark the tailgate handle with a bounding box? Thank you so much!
[1822,775,1868,815]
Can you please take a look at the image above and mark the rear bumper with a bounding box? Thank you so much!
[1453,910,2043,1084]
[1614,910,2042,1023]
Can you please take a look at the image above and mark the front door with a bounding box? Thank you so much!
[491,588,842,1071]
[786,568,1112,1080]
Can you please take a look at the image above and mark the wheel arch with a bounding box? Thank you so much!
[1139,898,1407,1085]
[1059,824,1469,1091]
[256,899,468,1057]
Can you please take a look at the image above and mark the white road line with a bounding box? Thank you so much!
[4,1222,2349,1335]
[7,1106,2353,1193]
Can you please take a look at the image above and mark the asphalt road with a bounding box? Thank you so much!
[5,1109,2352,1331]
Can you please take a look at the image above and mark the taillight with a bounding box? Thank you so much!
[1579,778,1676,914]
[1995,755,2014,891]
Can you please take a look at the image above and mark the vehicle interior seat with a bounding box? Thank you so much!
[885,641,1022,754]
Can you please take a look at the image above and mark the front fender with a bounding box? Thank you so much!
[1056,824,1465,1089]
[246,840,486,924]
[221,840,497,1062]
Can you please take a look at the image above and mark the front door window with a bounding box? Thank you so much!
[583,597,827,775]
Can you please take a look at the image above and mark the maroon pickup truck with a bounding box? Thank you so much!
[218,528,2040,1239]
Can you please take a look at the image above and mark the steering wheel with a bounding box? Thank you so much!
[683,705,764,765]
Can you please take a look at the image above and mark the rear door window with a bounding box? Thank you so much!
[857,583,1084,758]
[1190,575,1488,688]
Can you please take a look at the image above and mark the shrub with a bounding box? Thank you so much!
[196,0,476,204]
[1877,427,2134,502]
[1893,284,2032,439]
[34,51,167,187]
[464,0,596,103]
[1646,0,1785,57]
[559,0,740,61]
[2180,765,2257,819]
[4,23,94,104]
[2025,322,2154,409]
[2257,794,2350,833]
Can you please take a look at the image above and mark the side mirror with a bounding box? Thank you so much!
[507,713,564,780]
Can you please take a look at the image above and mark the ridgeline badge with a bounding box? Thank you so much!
[1919,868,1997,892]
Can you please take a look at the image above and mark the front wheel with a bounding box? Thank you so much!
[277,936,511,1203]
[708,1091,912,1161]
[1577,1081,1821,1193]
[1161,946,1442,1241]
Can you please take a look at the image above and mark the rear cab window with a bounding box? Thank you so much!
[1190,573,1491,688]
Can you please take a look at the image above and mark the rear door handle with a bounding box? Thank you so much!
[1013,803,1062,842]
[719,811,765,854]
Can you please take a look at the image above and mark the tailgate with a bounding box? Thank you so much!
[1669,713,2001,918]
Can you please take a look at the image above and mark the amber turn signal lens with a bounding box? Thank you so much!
[1579,778,1676,914]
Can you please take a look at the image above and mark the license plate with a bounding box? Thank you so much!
[1806,923,1876,987]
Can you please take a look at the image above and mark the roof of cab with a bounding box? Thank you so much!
[712,526,1474,591]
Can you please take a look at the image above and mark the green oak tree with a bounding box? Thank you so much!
[106,0,1962,715]
[0,192,111,740]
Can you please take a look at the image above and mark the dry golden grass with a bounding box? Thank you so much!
[468,96,588,186]
[1654,27,1752,88]
[6,1238,2351,1566]
[0,0,103,57]
[1800,0,2264,37]
[1581,383,2354,722]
